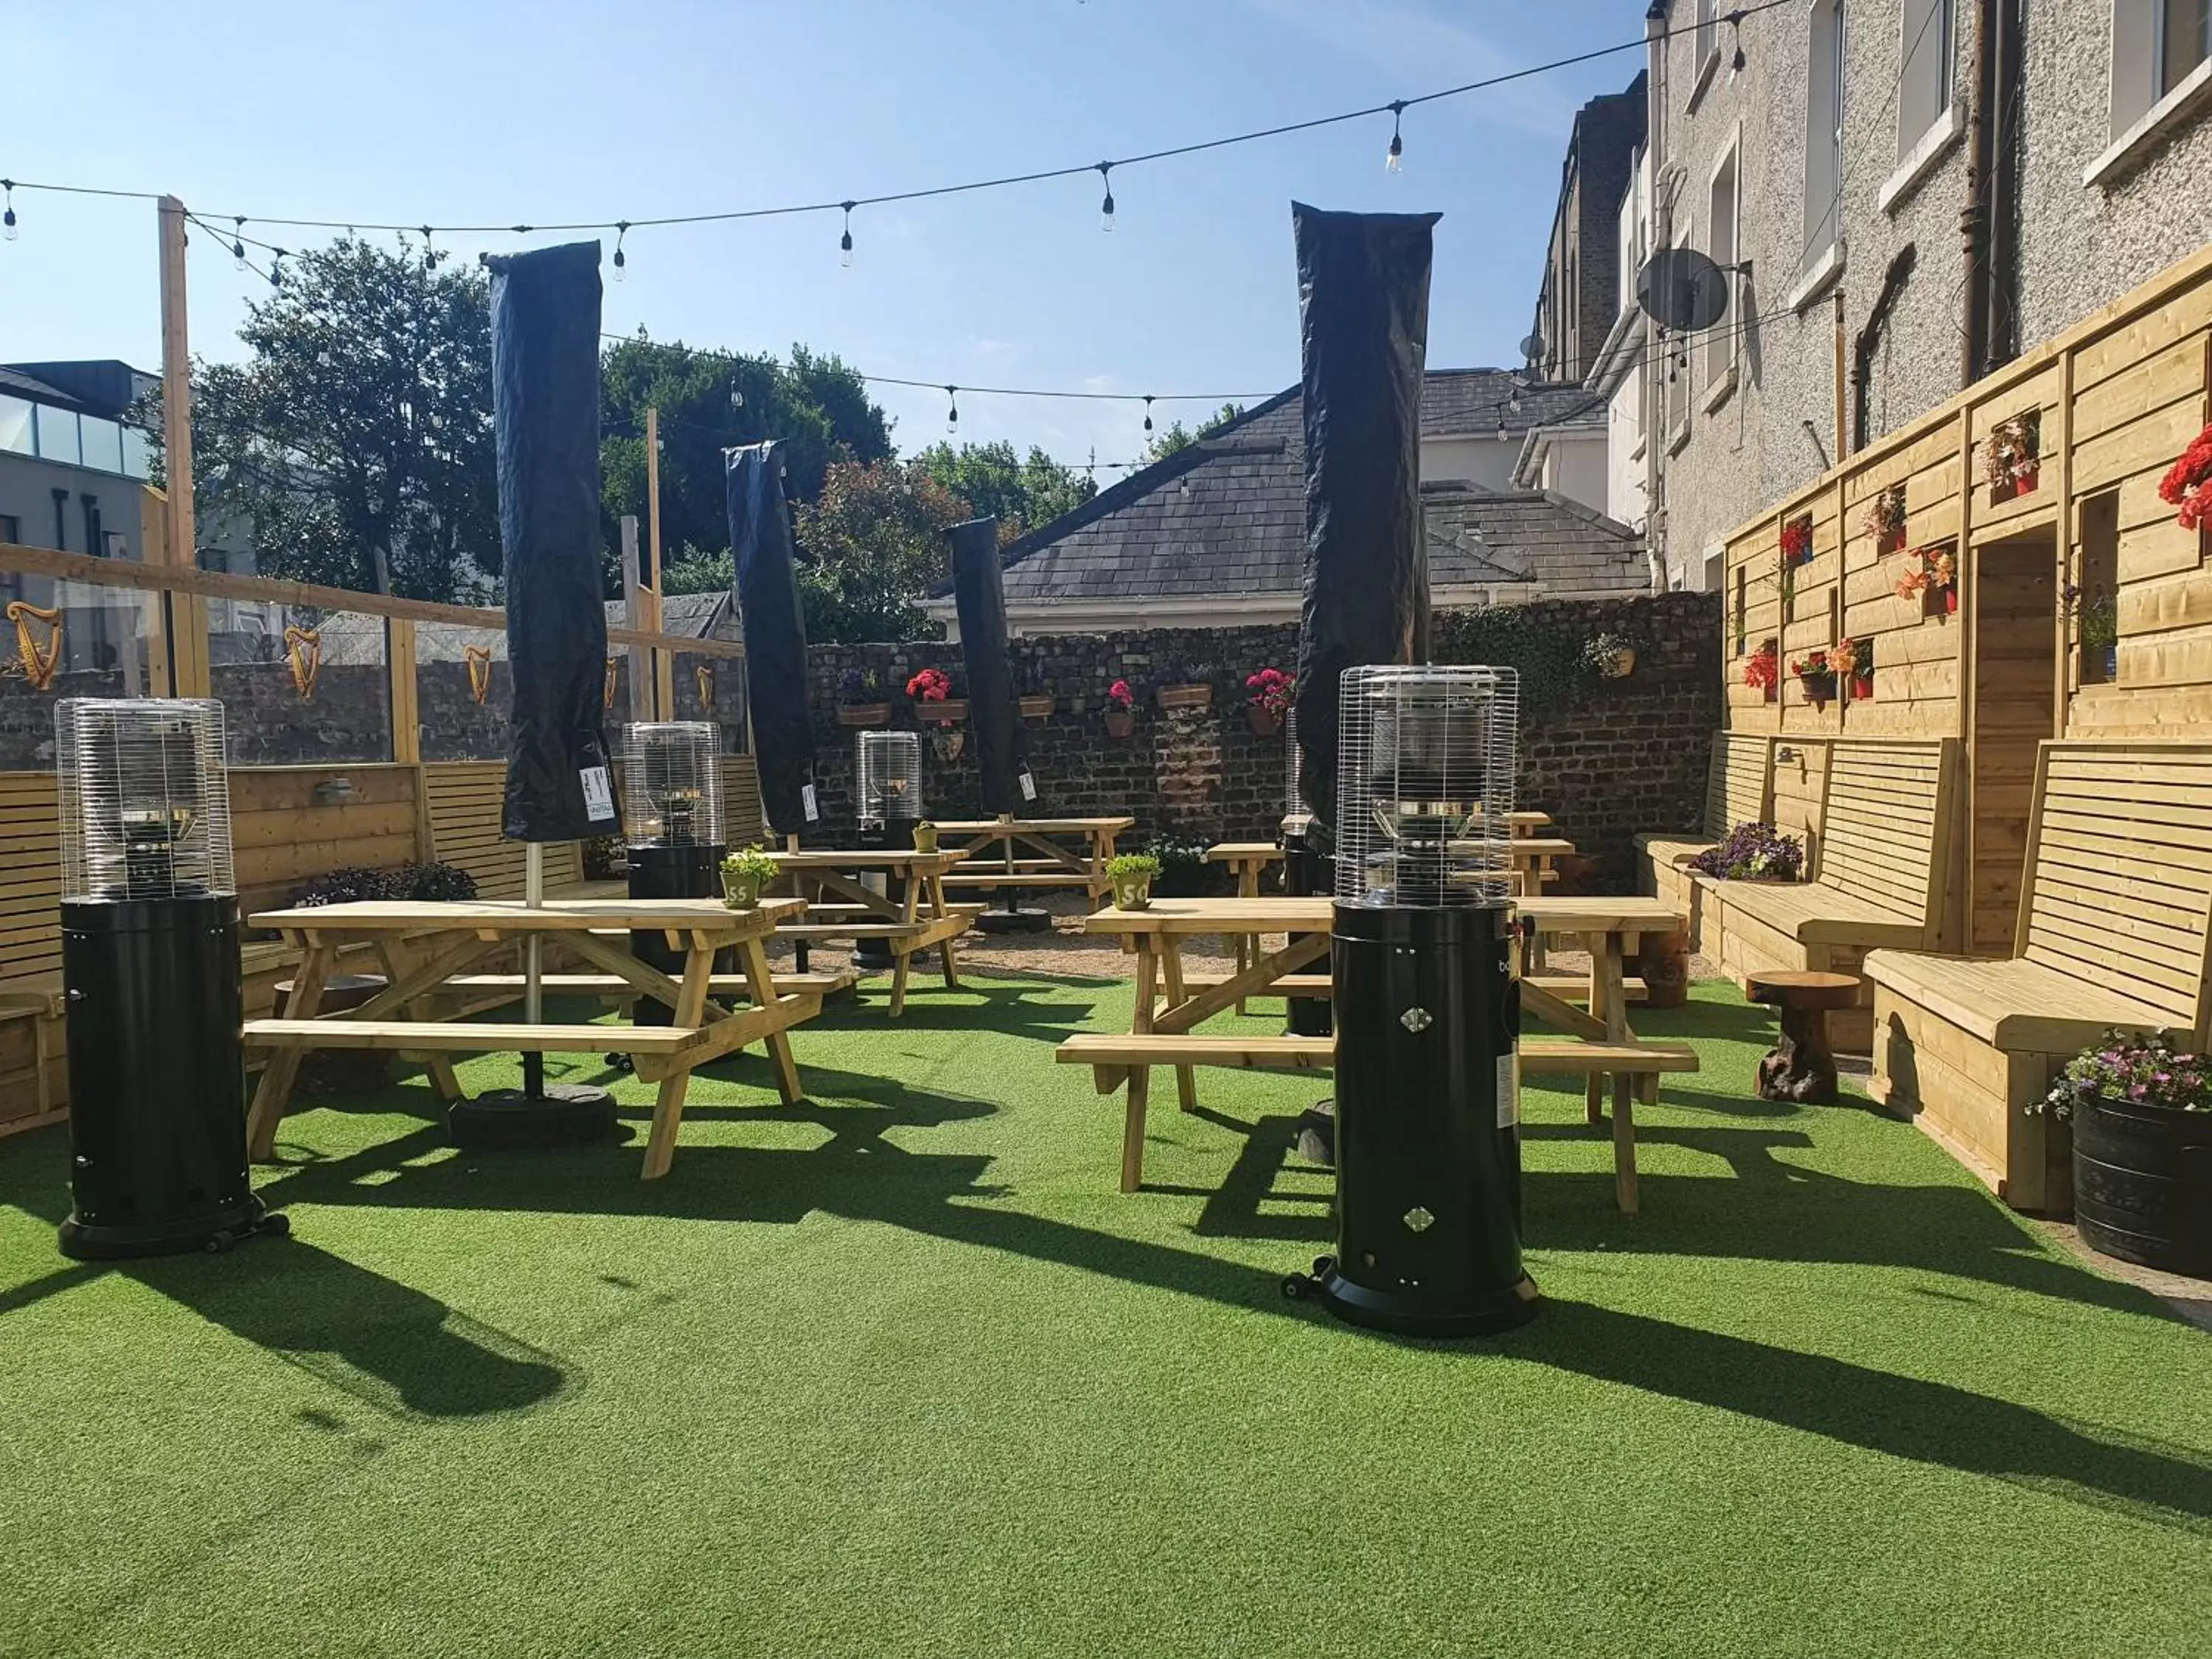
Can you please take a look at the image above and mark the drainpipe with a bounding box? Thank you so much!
[1853,244,1919,451]
[1960,0,1992,384]
[1961,0,2025,383]
[49,487,69,551]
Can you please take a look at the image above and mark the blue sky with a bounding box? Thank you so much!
[2,0,1647,473]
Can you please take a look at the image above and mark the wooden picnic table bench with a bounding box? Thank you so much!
[932,816,1133,901]
[243,895,817,1180]
[767,847,978,1015]
[1057,894,1695,1209]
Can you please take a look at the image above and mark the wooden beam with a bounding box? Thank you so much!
[387,617,420,764]
[156,198,196,575]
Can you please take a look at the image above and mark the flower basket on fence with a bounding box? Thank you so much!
[1244,666,1292,736]
[2158,420,2212,536]
[1792,649,1837,709]
[1744,641,1780,703]
[1984,412,2041,500]
[1019,694,1055,721]
[1862,484,1907,554]
[1105,678,1136,738]
[905,667,964,724]
[837,668,891,726]
[1780,513,1815,566]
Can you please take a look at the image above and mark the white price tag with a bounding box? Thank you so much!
[580,765,616,824]
[801,783,820,822]
[1018,768,1037,802]
[1496,1051,1520,1129]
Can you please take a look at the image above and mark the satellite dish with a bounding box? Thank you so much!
[1637,246,1736,332]
[1517,332,1545,364]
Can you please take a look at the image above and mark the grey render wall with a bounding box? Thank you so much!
[1645,0,2212,590]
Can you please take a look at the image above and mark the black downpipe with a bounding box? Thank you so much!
[1852,244,1918,452]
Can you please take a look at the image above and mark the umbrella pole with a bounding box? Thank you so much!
[523,841,545,1097]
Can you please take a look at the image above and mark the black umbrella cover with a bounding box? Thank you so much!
[728,440,820,836]
[487,240,621,843]
[947,515,1030,814]
[1289,202,1440,833]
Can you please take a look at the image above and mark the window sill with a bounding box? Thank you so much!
[1879,104,1964,215]
[2086,58,2212,188]
[1666,419,1692,458]
[1702,364,1739,414]
[1786,241,1846,313]
[1686,48,1720,115]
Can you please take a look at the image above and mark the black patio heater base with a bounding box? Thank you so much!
[451,1083,619,1151]
[60,1201,291,1262]
[975,896,1050,934]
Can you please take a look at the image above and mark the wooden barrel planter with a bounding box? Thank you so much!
[2072,1091,2212,1276]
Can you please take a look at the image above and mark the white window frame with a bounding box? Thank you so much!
[1795,0,1848,310]
[1689,0,1722,110]
[2089,0,2212,186]
[1896,0,1955,157]
[1703,130,1742,411]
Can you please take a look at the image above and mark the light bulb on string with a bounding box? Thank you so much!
[839,201,855,268]
[420,226,434,264]
[1729,12,1746,74]
[1385,101,1405,174]
[1097,162,1115,232]
[2,180,17,242]
[945,386,959,434]
[232,217,248,271]
[613,220,629,282]
[1141,395,1154,435]
[728,376,743,414]
[270,248,287,289]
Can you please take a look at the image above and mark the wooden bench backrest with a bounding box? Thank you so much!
[2019,740,2212,1033]
[1706,732,1774,838]
[425,761,583,900]
[1812,739,1959,931]
[720,754,768,846]
[0,771,62,986]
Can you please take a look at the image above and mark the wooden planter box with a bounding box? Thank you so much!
[836,703,891,728]
[1156,684,1212,711]
[1019,695,1055,720]
[916,699,968,724]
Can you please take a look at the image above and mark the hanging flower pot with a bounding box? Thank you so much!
[1105,708,1135,739]
[1019,694,1055,720]
[1945,588,1959,616]
[1247,704,1282,737]
[838,703,891,728]
[1243,666,1292,735]
[1156,683,1212,711]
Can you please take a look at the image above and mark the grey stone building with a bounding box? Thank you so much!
[1528,73,1650,385]
[1638,0,2212,591]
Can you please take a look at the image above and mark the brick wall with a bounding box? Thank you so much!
[800,592,1719,888]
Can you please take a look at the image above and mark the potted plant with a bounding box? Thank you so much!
[720,844,779,910]
[2069,585,2120,682]
[1862,484,1907,553]
[1744,639,1780,703]
[1146,835,1217,897]
[836,667,891,727]
[1780,513,1814,566]
[1107,851,1161,910]
[1105,678,1137,738]
[1688,821,1806,883]
[1583,632,1635,680]
[1830,636,1873,700]
[1155,661,1214,711]
[1244,666,1293,735]
[906,667,967,724]
[1790,648,1837,708]
[1984,411,2040,497]
[2033,1030,2212,1276]
[911,819,939,855]
[2157,420,2212,532]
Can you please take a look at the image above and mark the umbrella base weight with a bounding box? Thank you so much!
[974,907,1050,934]
[451,1085,619,1151]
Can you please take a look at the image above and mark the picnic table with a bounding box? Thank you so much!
[768,847,980,1015]
[1204,841,1284,1009]
[242,896,818,1180]
[1057,894,1696,1208]
[933,816,1135,902]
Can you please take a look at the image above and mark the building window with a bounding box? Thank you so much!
[0,395,32,456]
[33,404,80,467]
[1804,0,1846,262]
[2092,1,2212,183]
[2165,0,2212,93]
[1691,0,1722,100]
[0,515,18,546]
[1704,139,1741,397]
[1899,0,1953,154]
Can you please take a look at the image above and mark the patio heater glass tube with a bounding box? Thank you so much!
[55,698,274,1258]
[1290,665,1537,1336]
[618,722,728,1026]
[855,730,924,970]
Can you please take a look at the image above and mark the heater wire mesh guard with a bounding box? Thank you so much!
[616,721,724,849]
[856,730,924,824]
[1334,665,1518,908]
[57,698,234,902]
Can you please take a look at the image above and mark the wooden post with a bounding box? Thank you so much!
[644,407,674,718]
[156,198,212,697]
[1831,289,1848,465]
[387,616,420,764]
[620,513,650,724]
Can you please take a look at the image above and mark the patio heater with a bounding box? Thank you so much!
[1284,665,1539,1337]
[55,698,285,1259]
[620,722,726,1025]
[854,729,922,970]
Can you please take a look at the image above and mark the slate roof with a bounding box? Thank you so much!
[1419,369,1603,437]
[936,382,1644,610]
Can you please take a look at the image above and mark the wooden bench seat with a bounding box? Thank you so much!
[1866,740,2212,1211]
[937,872,1099,888]
[1054,1033,1699,1076]
[1177,972,1646,1004]
[442,970,853,999]
[1700,738,1959,1053]
[246,1018,692,1054]
[1636,732,1772,949]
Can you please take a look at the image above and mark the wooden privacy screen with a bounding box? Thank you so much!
[422,762,582,900]
[2020,741,2212,1032]
[0,772,63,985]
[1708,732,1773,838]
[1809,740,1958,926]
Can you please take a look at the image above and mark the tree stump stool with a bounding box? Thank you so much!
[1747,970,1859,1104]
[273,973,391,1096]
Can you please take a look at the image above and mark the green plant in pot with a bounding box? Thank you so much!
[2034,1030,2212,1275]
[1107,852,1162,911]
[912,819,939,855]
[719,844,779,911]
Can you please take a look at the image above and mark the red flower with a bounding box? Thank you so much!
[1245,666,1293,717]
[1107,678,1134,709]
[2160,423,2212,532]
[1743,644,1779,692]
[1780,516,1813,563]
[905,667,950,703]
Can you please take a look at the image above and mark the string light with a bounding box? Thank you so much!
[945,386,959,431]
[728,376,743,413]
[269,247,286,288]
[2,181,16,242]
[1142,395,1154,434]
[1385,101,1405,173]
[232,216,247,271]
[1097,162,1115,232]
[613,219,629,282]
[1728,10,1747,74]
[839,201,855,268]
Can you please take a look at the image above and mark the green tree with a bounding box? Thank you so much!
[793,459,971,641]
[910,439,1096,543]
[188,237,499,598]
[600,335,891,584]
[1138,401,1248,465]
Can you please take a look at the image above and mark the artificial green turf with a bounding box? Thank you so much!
[1,976,2207,1658]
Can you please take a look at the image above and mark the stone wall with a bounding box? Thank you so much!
[799,593,1720,888]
